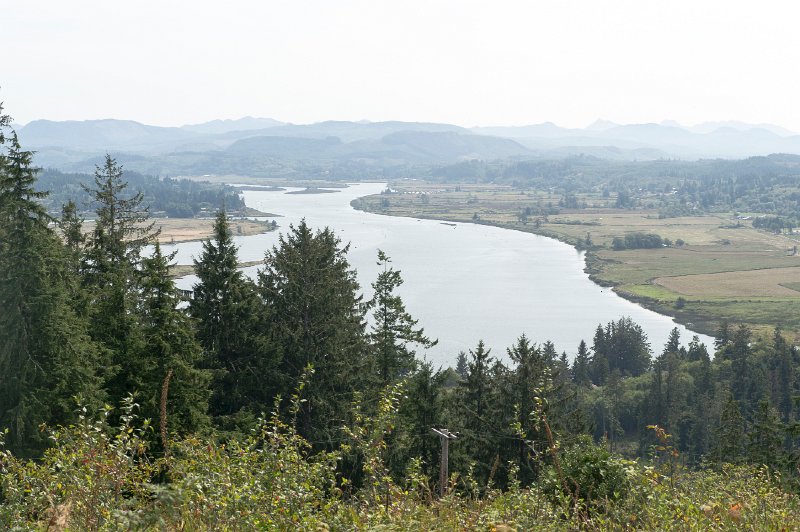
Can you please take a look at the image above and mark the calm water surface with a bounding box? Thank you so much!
[167,183,714,367]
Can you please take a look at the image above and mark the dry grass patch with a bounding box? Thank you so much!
[154,218,273,244]
[655,267,800,297]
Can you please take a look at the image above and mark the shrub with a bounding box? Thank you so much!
[0,397,158,530]
[541,436,633,514]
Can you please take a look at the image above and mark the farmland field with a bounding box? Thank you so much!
[655,266,800,297]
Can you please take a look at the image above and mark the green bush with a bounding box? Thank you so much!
[542,436,633,514]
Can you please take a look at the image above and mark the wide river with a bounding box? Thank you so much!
[167,182,714,367]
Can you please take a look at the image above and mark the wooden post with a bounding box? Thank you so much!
[432,428,457,498]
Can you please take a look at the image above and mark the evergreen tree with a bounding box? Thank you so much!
[58,200,90,315]
[454,340,500,485]
[394,362,446,479]
[541,340,558,364]
[682,338,714,460]
[771,327,794,422]
[686,335,710,363]
[191,209,276,418]
[192,209,243,357]
[590,324,610,385]
[258,220,366,442]
[82,155,157,272]
[81,155,158,406]
[730,325,751,405]
[715,396,745,463]
[0,120,102,456]
[461,340,493,420]
[605,317,651,376]
[506,335,551,482]
[572,340,591,387]
[662,327,681,358]
[747,400,785,469]
[601,371,624,450]
[138,242,212,437]
[714,320,732,358]
[590,318,650,381]
[662,351,684,433]
[365,250,436,387]
[557,351,570,384]
[646,361,666,428]
[507,335,542,426]
[455,351,468,380]
[59,200,85,256]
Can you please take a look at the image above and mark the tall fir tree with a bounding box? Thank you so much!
[604,317,652,377]
[662,327,681,359]
[686,335,710,363]
[82,154,157,273]
[714,320,731,356]
[454,340,510,487]
[572,340,591,387]
[730,324,752,405]
[590,324,610,385]
[747,400,785,469]
[258,220,366,442]
[365,250,436,387]
[81,155,158,406]
[506,334,550,483]
[139,242,212,438]
[0,117,102,456]
[715,396,745,463]
[770,327,794,422]
[393,362,446,480]
[59,200,85,258]
[191,209,276,419]
[454,351,468,380]
[58,200,90,316]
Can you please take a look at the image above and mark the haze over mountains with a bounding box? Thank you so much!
[15,116,800,176]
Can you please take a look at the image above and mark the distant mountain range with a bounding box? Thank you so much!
[14,116,800,176]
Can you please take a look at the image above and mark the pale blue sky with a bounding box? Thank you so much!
[4,0,800,130]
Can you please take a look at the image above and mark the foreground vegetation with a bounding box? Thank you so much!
[354,183,800,340]
[3,395,799,530]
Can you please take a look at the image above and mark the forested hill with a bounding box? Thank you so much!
[35,168,245,218]
[3,102,800,528]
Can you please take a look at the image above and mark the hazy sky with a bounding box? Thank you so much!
[5,1,800,130]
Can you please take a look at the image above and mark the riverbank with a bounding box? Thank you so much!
[82,216,278,246]
[351,184,800,343]
[155,217,277,245]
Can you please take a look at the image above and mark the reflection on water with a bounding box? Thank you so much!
[166,182,715,367]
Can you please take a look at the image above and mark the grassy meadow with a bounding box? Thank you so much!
[353,183,800,342]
